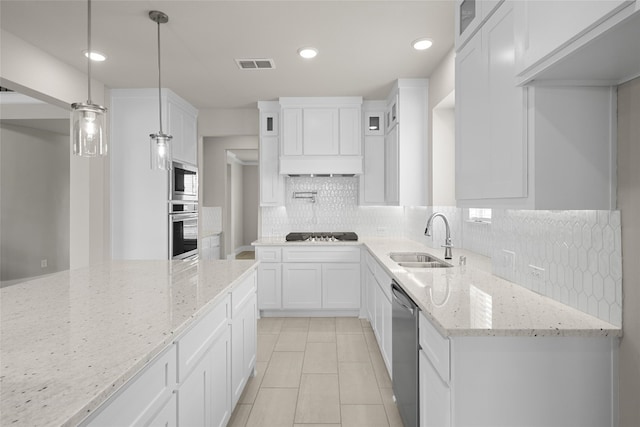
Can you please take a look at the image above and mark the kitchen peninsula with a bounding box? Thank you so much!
[0,259,258,427]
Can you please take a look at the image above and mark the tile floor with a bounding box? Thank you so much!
[228,317,403,427]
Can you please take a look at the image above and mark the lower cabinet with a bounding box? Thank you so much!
[418,312,618,427]
[364,249,393,376]
[256,245,361,314]
[82,270,257,427]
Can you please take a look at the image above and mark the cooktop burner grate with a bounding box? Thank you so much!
[285,232,358,242]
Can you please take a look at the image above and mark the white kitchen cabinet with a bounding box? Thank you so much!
[231,273,257,409]
[82,345,177,427]
[177,346,213,427]
[282,263,323,309]
[360,101,386,205]
[456,1,527,202]
[322,263,361,309]
[256,245,361,315]
[418,312,618,427]
[168,99,198,166]
[455,0,504,51]
[279,97,363,175]
[384,79,428,207]
[455,1,616,210]
[364,250,392,376]
[514,0,631,78]
[201,233,221,260]
[110,88,198,261]
[209,324,232,427]
[258,102,285,206]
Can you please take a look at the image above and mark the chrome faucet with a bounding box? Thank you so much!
[424,212,453,260]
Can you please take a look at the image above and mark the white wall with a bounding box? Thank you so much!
[0,28,110,269]
[0,123,70,281]
[432,103,455,206]
[617,77,640,427]
[427,48,455,206]
[242,165,259,246]
[230,159,244,253]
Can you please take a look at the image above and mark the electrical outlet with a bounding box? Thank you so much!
[502,250,515,274]
[377,227,387,236]
[528,264,545,283]
[40,259,48,268]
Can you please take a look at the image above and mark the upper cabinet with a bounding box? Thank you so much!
[514,0,638,84]
[258,102,284,207]
[455,0,617,210]
[279,97,363,175]
[168,99,198,166]
[455,0,504,51]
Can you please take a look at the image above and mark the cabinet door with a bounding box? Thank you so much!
[322,263,361,309]
[455,31,487,201]
[365,266,377,332]
[339,107,361,155]
[168,102,185,163]
[182,110,197,165]
[260,136,284,206]
[381,288,392,375]
[257,263,282,310]
[303,108,339,155]
[419,350,451,427]
[384,125,399,205]
[455,0,482,50]
[362,135,385,204]
[282,263,322,309]
[210,325,232,427]
[232,294,257,408]
[147,394,177,427]
[483,1,526,199]
[178,349,212,427]
[282,108,303,155]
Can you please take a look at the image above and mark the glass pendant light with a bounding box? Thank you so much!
[71,0,107,157]
[149,10,172,170]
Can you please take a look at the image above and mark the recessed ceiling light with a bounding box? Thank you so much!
[298,47,318,59]
[83,50,107,61]
[412,38,433,51]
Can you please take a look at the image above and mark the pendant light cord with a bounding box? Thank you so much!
[157,19,163,135]
[87,0,92,104]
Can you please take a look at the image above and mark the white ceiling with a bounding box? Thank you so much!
[0,1,455,110]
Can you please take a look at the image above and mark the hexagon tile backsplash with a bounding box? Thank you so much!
[259,177,622,326]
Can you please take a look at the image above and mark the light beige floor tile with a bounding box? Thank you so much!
[257,333,278,362]
[360,318,373,329]
[336,317,363,334]
[307,330,337,343]
[274,331,308,351]
[229,403,252,427]
[262,351,304,388]
[258,317,284,334]
[337,334,370,362]
[239,361,267,404]
[294,374,341,424]
[341,404,389,427]
[379,388,404,427]
[370,349,392,389]
[282,317,310,331]
[245,388,299,427]
[338,362,382,404]
[364,328,380,353]
[309,317,336,332]
[303,342,338,374]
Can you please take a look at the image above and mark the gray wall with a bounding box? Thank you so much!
[618,77,640,427]
[242,165,259,246]
[1,122,70,282]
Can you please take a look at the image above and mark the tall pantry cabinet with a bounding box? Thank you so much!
[110,88,198,260]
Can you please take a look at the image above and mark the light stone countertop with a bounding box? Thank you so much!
[254,236,621,338]
[0,259,258,427]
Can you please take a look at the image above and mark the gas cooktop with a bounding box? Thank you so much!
[285,232,358,242]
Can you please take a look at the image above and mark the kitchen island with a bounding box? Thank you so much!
[0,259,258,427]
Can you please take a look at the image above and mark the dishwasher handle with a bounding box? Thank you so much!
[391,282,417,316]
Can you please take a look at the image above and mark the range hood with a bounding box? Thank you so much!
[279,155,363,176]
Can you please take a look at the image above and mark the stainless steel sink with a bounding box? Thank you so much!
[389,252,452,269]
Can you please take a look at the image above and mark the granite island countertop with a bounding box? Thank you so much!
[254,236,621,338]
[0,259,258,427]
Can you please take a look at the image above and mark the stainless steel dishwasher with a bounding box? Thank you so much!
[391,280,419,427]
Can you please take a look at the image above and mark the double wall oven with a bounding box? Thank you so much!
[169,162,198,260]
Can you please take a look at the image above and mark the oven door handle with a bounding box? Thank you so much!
[170,213,198,221]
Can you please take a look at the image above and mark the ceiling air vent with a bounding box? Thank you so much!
[235,58,275,70]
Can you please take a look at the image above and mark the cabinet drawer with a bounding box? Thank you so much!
[84,345,177,427]
[232,271,256,316]
[256,247,282,262]
[282,246,360,263]
[419,313,450,384]
[176,295,229,382]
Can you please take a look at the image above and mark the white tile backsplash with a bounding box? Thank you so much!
[259,177,622,326]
